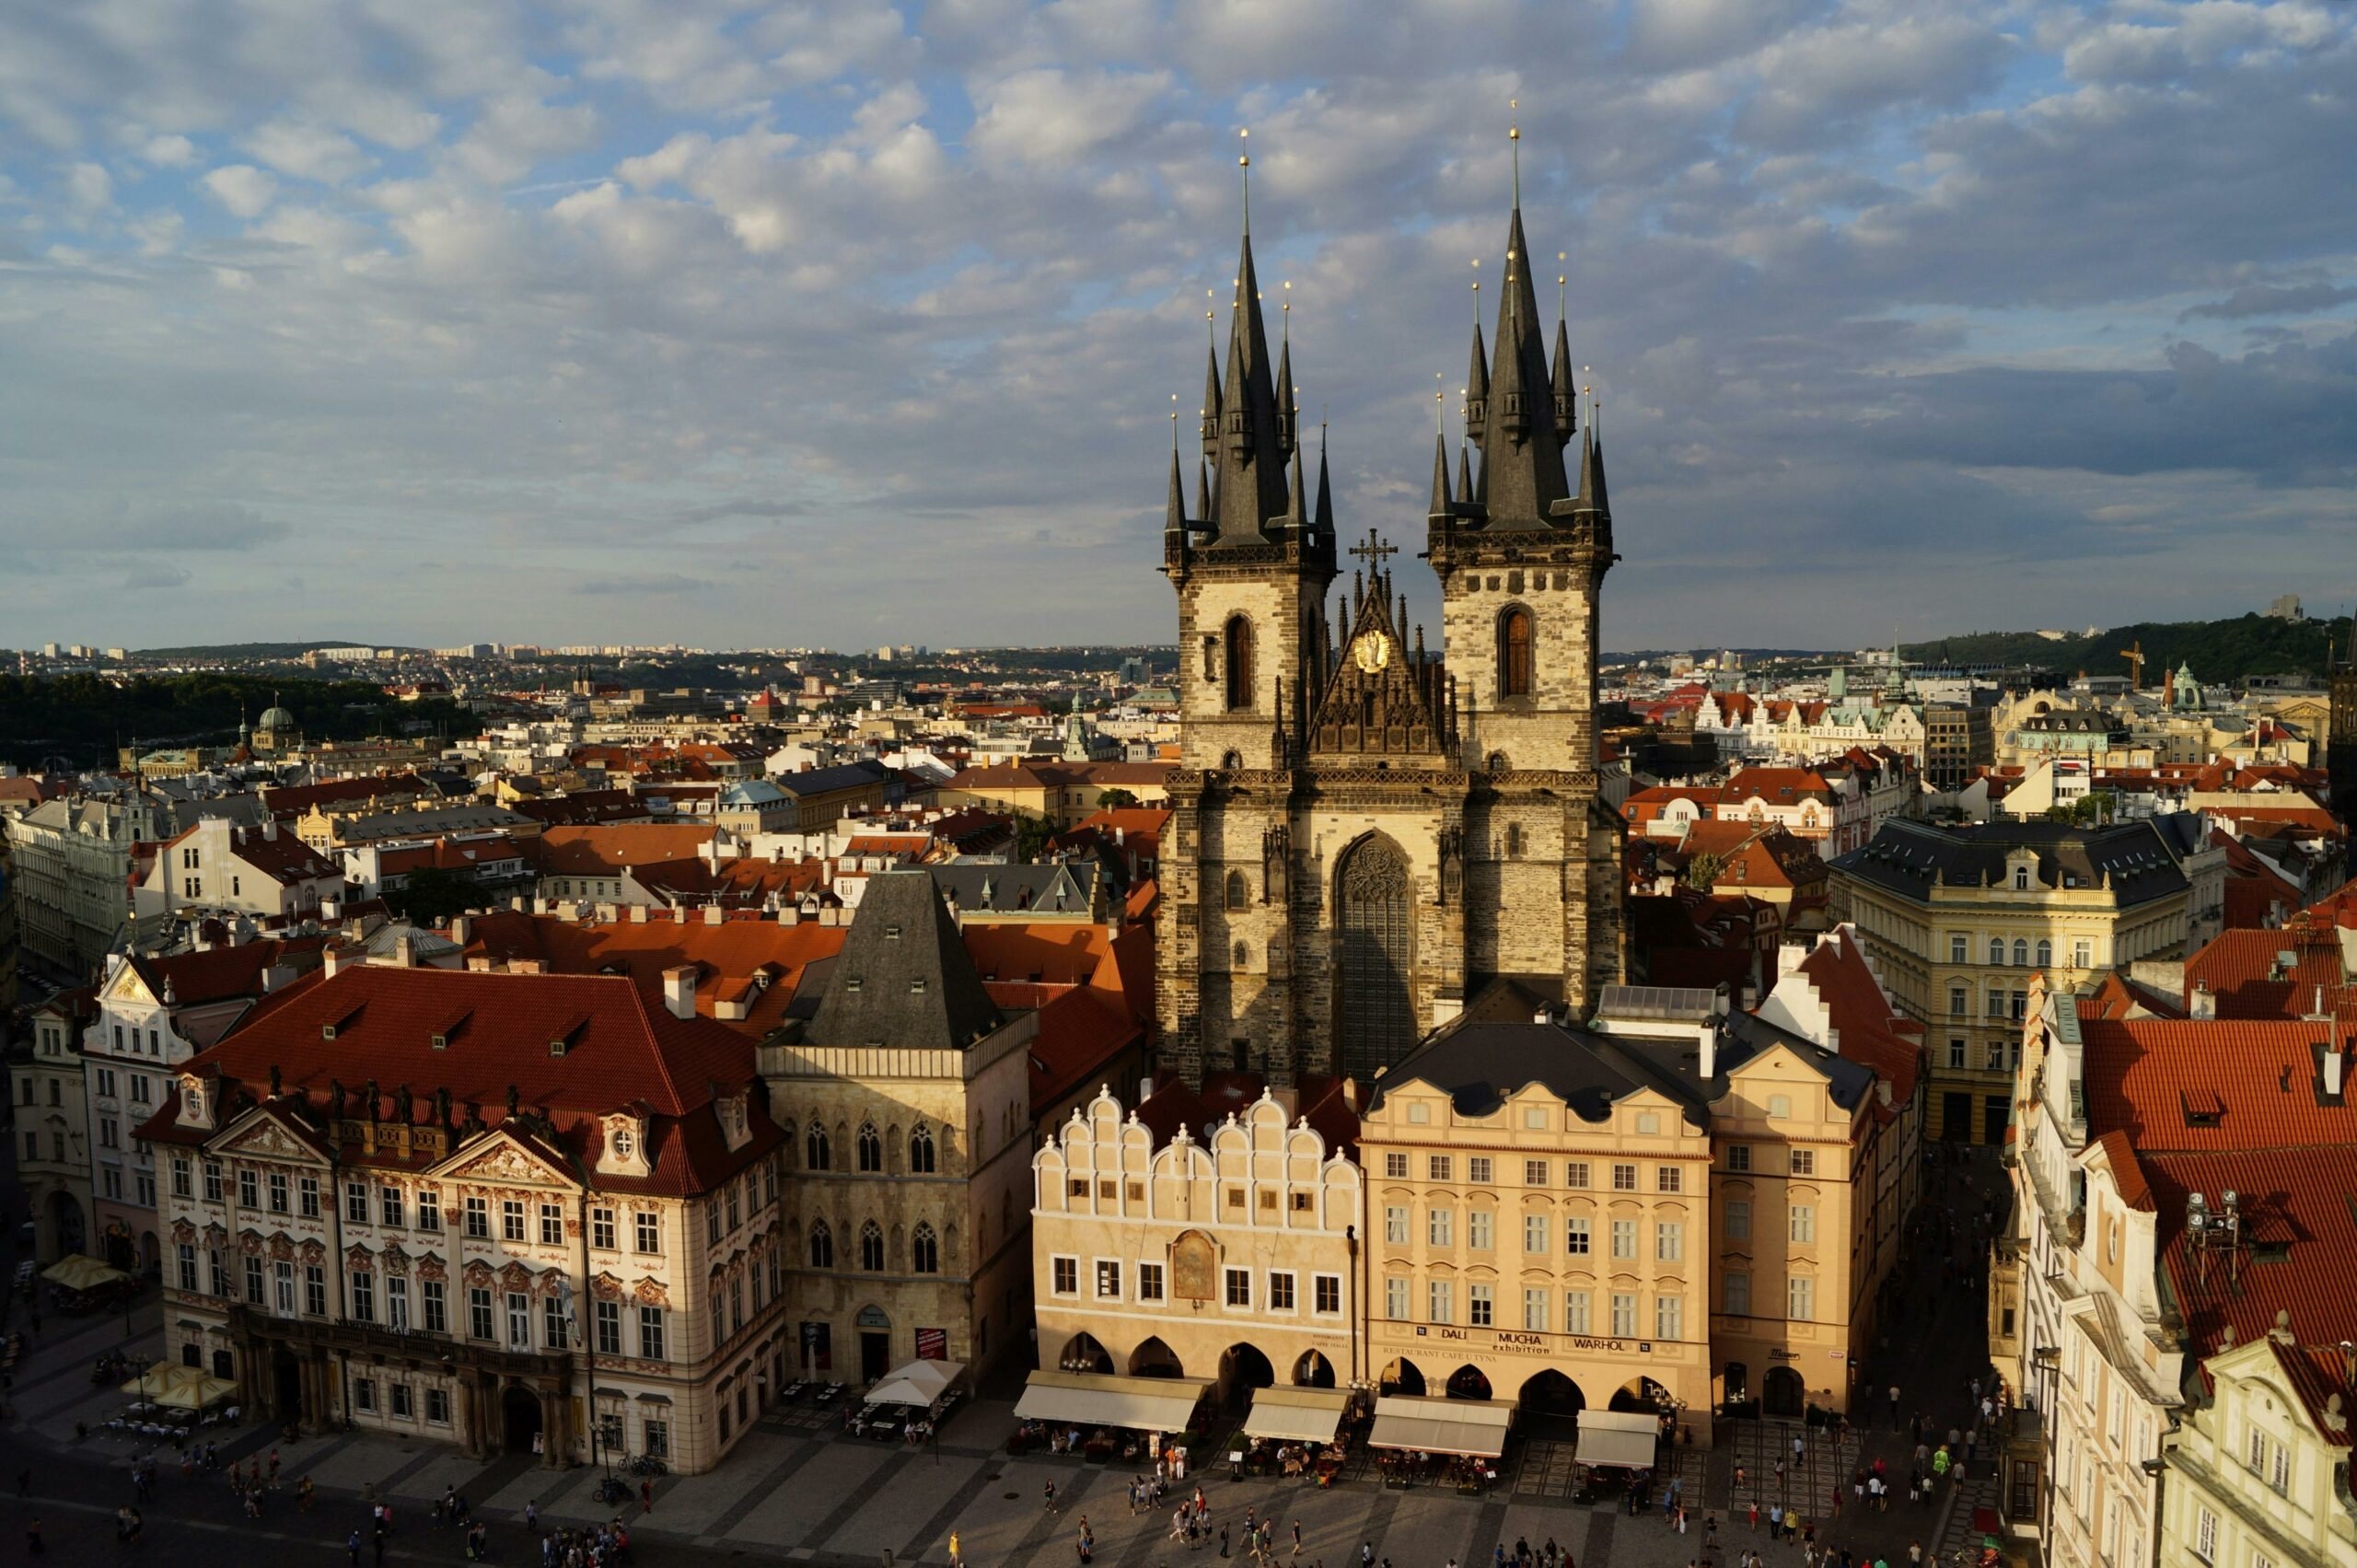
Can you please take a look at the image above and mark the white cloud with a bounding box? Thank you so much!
[140,134,199,168]
[201,164,279,217]
[65,160,112,214]
[240,121,373,183]
[968,67,1171,169]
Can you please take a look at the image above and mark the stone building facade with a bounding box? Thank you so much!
[1157,187,1623,1090]
[760,869,1042,1383]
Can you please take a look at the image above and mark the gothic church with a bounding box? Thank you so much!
[1156,173,1626,1091]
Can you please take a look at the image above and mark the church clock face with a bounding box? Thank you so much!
[1353,631,1392,673]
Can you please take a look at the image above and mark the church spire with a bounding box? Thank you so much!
[1314,427,1334,535]
[1471,202,1572,526]
[1550,313,1576,446]
[1166,445,1187,533]
[1204,180,1291,542]
[1427,433,1451,518]
[1573,401,1611,523]
[1464,320,1490,436]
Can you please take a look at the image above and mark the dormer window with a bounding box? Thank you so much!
[611,1128,634,1160]
[2013,865,2030,890]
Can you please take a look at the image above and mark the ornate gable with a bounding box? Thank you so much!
[1309,533,1455,760]
[212,1103,329,1166]
[430,1128,577,1191]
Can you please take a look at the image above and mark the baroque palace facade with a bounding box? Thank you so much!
[1155,178,1624,1091]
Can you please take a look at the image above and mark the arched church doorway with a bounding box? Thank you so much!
[1337,835,1414,1079]
[1763,1366,1805,1419]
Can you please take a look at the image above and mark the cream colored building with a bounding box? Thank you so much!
[1356,1009,1717,1434]
[1829,819,2206,1144]
[142,957,790,1475]
[1029,1084,1362,1398]
[2159,1334,2357,1568]
[9,988,96,1261]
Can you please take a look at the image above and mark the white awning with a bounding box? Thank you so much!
[1575,1409,1659,1470]
[868,1358,965,1408]
[1015,1370,1212,1433]
[1367,1394,1514,1458]
[1241,1386,1353,1445]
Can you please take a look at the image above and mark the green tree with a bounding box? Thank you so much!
[1096,788,1141,810]
[1015,815,1058,862]
[1681,852,1726,892]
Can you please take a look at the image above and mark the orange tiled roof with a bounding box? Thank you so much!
[2078,1016,2357,1150]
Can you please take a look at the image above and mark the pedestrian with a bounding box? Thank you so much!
[1887,1386,1899,1427]
[1361,1543,1373,1568]
[1294,1521,1303,1558]
[642,1478,654,1514]
[525,1500,539,1532]
[1749,1501,1759,1532]
[951,1530,962,1567]
[348,1530,363,1565]
[269,1449,282,1489]
[1769,1504,1782,1535]
[1048,1481,1061,1515]
[15,1467,27,1498]
[1220,1524,1230,1559]
[24,1516,40,1557]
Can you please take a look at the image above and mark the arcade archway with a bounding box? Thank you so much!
[1445,1365,1492,1401]
[1292,1350,1336,1388]
[1058,1332,1113,1375]
[1217,1342,1274,1407]
[1129,1337,1184,1378]
[1376,1357,1426,1398]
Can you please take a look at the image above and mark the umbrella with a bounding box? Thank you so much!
[867,1358,964,1409]
[121,1363,236,1410]
[41,1255,129,1293]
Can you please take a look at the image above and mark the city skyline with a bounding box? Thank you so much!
[2,0,2353,651]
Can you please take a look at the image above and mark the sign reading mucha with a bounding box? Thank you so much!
[1170,1231,1217,1302]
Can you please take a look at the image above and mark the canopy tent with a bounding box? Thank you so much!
[1573,1409,1660,1470]
[1241,1386,1353,1445]
[42,1255,129,1293]
[1015,1370,1213,1433]
[867,1357,966,1409]
[121,1363,237,1410]
[1367,1395,1515,1458]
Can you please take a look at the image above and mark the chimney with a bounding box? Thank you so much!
[702,904,725,926]
[322,943,355,979]
[448,914,470,946]
[260,817,278,841]
[2325,1048,2344,1101]
[2190,981,2216,1021]
[660,965,698,1020]
[320,897,341,923]
[1695,1020,1719,1080]
[394,934,416,969]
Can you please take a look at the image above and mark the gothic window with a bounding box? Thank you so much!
[911,1224,939,1274]
[1225,869,1249,910]
[1221,750,1244,769]
[808,1222,833,1269]
[856,1122,881,1172]
[1487,752,1510,774]
[1506,823,1525,857]
[859,1222,884,1272]
[1225,616,1254,711]
[1498,607,1533,698]
[805,1124,831,1170]
[1337,835,1415,1082]
[908,1124,936,1174]
[1233,941,1249,970]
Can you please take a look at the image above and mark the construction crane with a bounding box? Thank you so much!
[2121,640,2147,691]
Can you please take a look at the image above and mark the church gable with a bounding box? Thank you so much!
[1309,532,1455,760]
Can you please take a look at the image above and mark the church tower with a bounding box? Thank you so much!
[1156,132,1626,1093]
[2329,618,2357,827]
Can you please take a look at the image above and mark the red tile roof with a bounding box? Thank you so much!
[2183,915,2354,1024]
[526,824,716,877]
[1793,925,1923,1107]
[2076,1016,2357,1151]
[141,964,772,1197]
[2143,1145,2357,1379]
[128,938,327,1009]
[458,909,845,1036]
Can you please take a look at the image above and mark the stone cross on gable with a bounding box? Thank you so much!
[1347,529,1398,569]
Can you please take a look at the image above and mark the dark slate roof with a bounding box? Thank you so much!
[931,861,1097,915]
[804,870,1003,1051]
[775,760,892,799]
[2020,711,2126,735]
[1829,819,2189,909]
[1365,1012,1717,1131]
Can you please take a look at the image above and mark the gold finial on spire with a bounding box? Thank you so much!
[1238,127,1250,234]
[1282,278,1291,344]
[1509,97,1521,207]
[1170,392,1179,453]
[1557,251,1567,321]
[1470,257,1480,325]
[1435,372,1445,436]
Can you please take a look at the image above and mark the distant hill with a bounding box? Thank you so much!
[1902,614,2350,684]
[132,642,363,659]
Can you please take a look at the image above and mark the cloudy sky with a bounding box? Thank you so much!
[2,0,2353,655]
